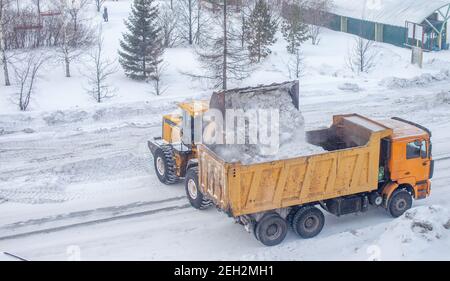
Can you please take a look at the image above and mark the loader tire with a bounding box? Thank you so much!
[292,206,324,239]
[388,189,412,218]
[255,213,288,246]
[154,145,179,185]
[185,167,212,210]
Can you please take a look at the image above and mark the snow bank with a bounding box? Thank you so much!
[380,70,450,89]
[434,91,450,105]
[338,83,362,92]
[373,205,450,260]
[208,84,323,164]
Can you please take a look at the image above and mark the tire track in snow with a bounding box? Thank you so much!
[2,156,449,242]
[0,197,191,241]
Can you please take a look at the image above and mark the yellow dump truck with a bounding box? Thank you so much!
[184,114,434,246]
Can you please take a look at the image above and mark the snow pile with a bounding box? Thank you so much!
[208,84,324,164]
[380,70,450,89]
[338,83,362,92]
[372,205,450,260]
[434,91,450,105]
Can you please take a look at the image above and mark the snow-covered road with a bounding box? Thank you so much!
[1,76,450,260]
[1,0,450,261]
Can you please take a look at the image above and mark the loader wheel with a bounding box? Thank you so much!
[388,190,412,218]
[154,146,179,185]
[255,213,288,246]
[185,167,212,210]
[292,206,325,239]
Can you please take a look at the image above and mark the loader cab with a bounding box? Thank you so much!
[162,100,209,146]
[379,118,433,199]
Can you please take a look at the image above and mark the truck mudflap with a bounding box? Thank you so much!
[147,138,165,156]
[415,180,432,200]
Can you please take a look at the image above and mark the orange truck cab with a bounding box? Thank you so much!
[378,117,434,205]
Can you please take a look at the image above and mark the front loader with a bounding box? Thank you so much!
[148,81,300,185]
[148,100,209,184]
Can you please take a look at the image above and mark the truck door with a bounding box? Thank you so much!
[403,139,431,182]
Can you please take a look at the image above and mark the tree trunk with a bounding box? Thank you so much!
[222,0,227,90]
[143,58,146,79]
[65,56,71,77]
[97,75,101,103]
[2,49,10,86]
[188,0,193,45]
[196,3,201,44]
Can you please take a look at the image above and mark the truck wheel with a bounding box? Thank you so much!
[255,213,288,246]
[185,167,212,210]
[286,207,300,228]
[292,206,325,239]
[154,145,179,185]
[388,190,412,218]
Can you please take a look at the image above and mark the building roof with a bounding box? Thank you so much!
[332,0,450,26]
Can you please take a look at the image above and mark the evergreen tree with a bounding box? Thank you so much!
[244,0,277,63]
[281,3,309,54]
[118,0,163,81]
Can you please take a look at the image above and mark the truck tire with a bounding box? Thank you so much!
[255,213,288,246]
[388,190,412,218]
[154,145,179,185]
[292,206,325,239]
[286,207,300,228]
[185,167,212,210]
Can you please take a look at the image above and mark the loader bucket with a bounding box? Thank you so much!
[209,81,300,115]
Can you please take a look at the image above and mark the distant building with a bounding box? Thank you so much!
[324,0,450,51]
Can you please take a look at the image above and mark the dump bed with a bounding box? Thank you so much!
[198,114,393,217]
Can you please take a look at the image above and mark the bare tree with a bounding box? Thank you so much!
[287,48,303,79]
[53,1,94,78]
[177,0,209,45]
[304,0,333,45]
[0,0,12,86]
[84,28,117,103]
[193,0,251,89]
[57,22,93,77]
[94,0,106,13]
[13,51,47,111]
[151,61,168,96]
[158,3,180,48]
[178,0,196,45]
[51,0,90,31]
[347,37,378,74]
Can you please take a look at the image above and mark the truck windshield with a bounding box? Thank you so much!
[182,111,192,145]
[406,140,427,159]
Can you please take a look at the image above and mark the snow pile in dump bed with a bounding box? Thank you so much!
[372,205,450,260]
[380,70,450,89]
[208,85,324,164]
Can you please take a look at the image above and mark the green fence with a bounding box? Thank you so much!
[346,17,375,40]
[323,13,410,49]
[383,24,407,47]
[328,14,341,31]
